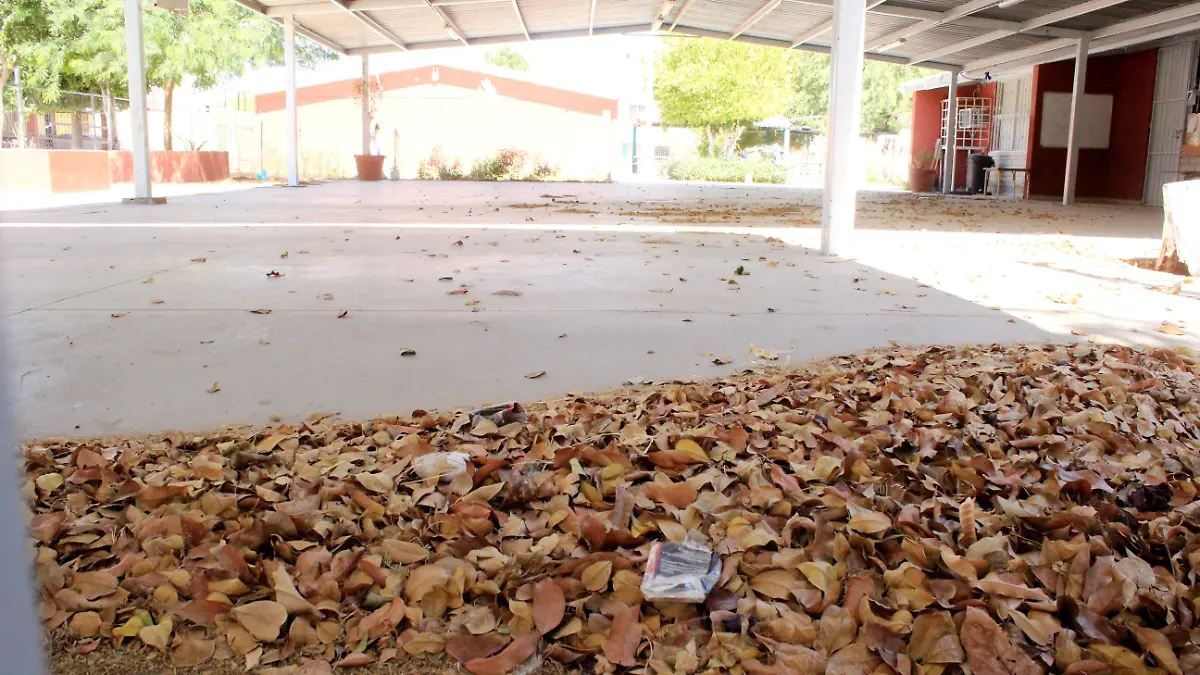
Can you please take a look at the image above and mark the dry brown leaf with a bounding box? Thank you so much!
[171,638,216,667]
[1136,627,1182,675]
[604,606,641,667]
[1157,322,1185,335]
[961,607,1042,675]
[818,604,856,655]
[581,560,613,592]
[847,510,891,535]
[525,371,546,379]
[138,618,172,651]
[826,641,881,675]
[231,600,288,642]
[447,633,510,664]
[465,633,538,675]
[908,611,963,664]
[492,290,523,296]
[207,381,220,394]
[532,578,565,635]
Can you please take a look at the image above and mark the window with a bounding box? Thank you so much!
[654,145,670,159]
[628,104,646,122]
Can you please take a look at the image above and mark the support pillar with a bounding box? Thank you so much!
[1064,36,1089,205]
[14,66,25,149]
[123,0,157,202]
[783,125,791,157]
[361,54,371,156]
[820,0,867,256]
[943,70,959,194]
[284,13,300,187]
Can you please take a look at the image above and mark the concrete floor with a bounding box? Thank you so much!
[2,180,1195,439]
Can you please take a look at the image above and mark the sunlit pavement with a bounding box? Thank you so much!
[2,180,1192,438]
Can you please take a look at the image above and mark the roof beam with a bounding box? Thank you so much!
[589,0,597,34]
[510,0,530,39]
[907,0,1131,65]
[731,0,782,39]
[421,0,470,44]
[229,0,349,53]
[790,0,887,49]
[317,0,409,49]
[345,22,651,54]
[668,0,695,31]
[964,0,1200,73]
[651,0,675,32]
[265,0,504,12]
[865,0,1000,51]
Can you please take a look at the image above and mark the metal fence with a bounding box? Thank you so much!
[3,89,133,151]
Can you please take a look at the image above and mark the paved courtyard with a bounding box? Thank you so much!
[2,180,1194,438]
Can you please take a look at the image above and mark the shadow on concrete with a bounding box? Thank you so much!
[0,218,1075,438]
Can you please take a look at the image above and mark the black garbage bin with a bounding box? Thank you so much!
[966,154,995,194]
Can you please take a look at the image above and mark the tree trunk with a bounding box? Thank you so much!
[163,80,175,151]
[704,127,719,158]
[103,87,118,150]
[70,111,84,149]
[0,54,10,128]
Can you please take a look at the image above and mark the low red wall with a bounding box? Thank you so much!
[0,149,230,193]
[109,151,230,184]
[0,150,112,194]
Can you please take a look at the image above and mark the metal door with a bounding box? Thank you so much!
[1145,41,1198,206]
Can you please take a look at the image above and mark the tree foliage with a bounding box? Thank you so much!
[654,38,794,158]
[3,0,336,148]
[0,0,51,107]
[786,51,933,136]
[483,46,530,72]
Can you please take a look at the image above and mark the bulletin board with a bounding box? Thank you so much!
[1039,92,1113,149]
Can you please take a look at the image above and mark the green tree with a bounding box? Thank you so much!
[0,0,50,109]
[653,38,794,158]
[483,46,530,72]
[787,52,933,136]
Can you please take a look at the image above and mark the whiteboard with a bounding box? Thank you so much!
[1040,92,1113,149]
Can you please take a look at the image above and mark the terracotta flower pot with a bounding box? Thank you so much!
[355,155,385,181]
[908,167,938,193]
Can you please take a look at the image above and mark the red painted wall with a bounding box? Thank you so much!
[1026,49,1157,200]
[909,82,995,189]
[256,65,619,119]
[109,151,230,184]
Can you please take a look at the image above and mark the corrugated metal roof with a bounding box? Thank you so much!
[232,0,1200,72]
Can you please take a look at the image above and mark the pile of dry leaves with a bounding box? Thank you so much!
[25,343,1200,674]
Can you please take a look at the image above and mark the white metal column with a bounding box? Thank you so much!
[943,70,959,193]
[1145,41,1198,206]
[123,0,154,201]
[14,66,25,149]
[361,55,371,156]
[284,13,300,187]
[821,0,867,256]
[1063,36,1089,205]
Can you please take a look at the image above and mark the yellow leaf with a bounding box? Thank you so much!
[382,540,428,564]
[1090,644,1165,675]
[36,473,63,494]
[356,471,394,493]
[750,569,801,599]
[814,456,841,481]
[112,616,144,639]
[798,561,838,595]
[582,560,613,592]
[139,618,173,652]
[674,438,709,463]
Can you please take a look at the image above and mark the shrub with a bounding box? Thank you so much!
[417,146,465,180]
[470,148,527,181]
[667,158,786,184]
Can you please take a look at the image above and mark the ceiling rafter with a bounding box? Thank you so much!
[421,0,470,44]
[963,0,1200,73]
[651,0,675,32]
[865,0,1002,51]
[667,0,695,31]
[321,0,409,50]
[510,0,530,39]
[907,0,1133,65]
[730,0,782,40]
[789,0,888,50]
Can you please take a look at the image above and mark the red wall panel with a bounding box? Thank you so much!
[909,82,994,189]
[1027,49,1157,200]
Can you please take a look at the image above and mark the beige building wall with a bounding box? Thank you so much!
[258,84,622,181]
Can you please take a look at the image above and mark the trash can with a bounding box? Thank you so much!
[966,154,995,194]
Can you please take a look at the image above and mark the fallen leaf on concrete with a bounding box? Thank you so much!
[111,313,127,318]
[1159,322,1185,335]
[190,258,206,263]
[280,251,288,258]
[266,270,283,278]
[151,299,164,305]
[650,288,673,293]
[207,381,220,393]
[492,290,522,296]
[142,277,153,284]
[525,371,546,380]
[712,357,731,365]
[337,310,349,318]
[248,309,271,315]
[400,348,417,356]
[449,289,469,296]
[259,339,270,345]
[320,293,334,301]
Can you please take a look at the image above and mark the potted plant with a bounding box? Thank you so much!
[354,76,386,181]
[908,149,938,193]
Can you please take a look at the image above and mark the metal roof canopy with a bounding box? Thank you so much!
[231,0,1200,74]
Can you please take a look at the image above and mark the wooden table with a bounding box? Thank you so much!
[983,167,1030,199]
